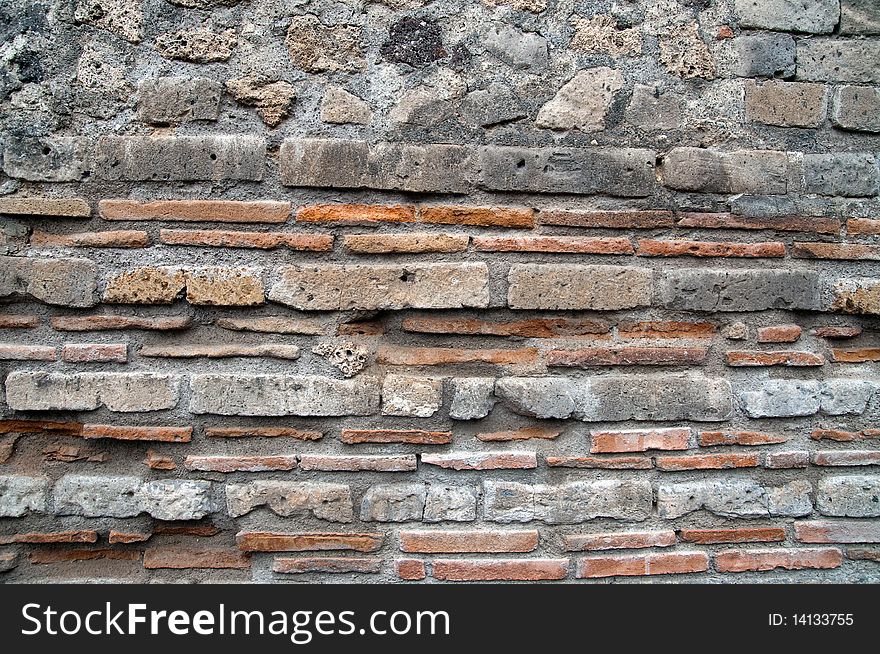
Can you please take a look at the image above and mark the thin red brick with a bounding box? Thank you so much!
[473,235,633,254]
[715,548,842,573]
[656,453,760,471]
[340,429,452,445]
[273,557,381,574]
[757,325,802,343]
[675,212,839,234]
[812,326,862,339]
[617,321,716,339]
[237,532,384,553]
[296,204,415,225]
[538,210,675,229]
[83,424,192,442]
[421,451,537,470]
[795,521,880,544]
[144,546,250,569]
[298,455,417,472]
[545,455,652,469]
[432,559,568,581]
[812,451,880,467]
[564,531,676,552]
[477,427,562,442]
[830,348,880,363]
[100,199,290,223]
[0,344,56,361]
[205,426,323,440]
[638,239,785,257]
[699,430,789,446]
[419,206,535,228]
[31,230,149,248]
[401,317,610,338]
[400,530,539,553]
[726,351,825,366]
[0,314,40,329]
[591,427,691,453]
[793,242,880,260]
[61,343,127,363]
[547,346,708,367]
[577,552,708,578]
[396,559,426,580]
[184,455,298,472]
[377,346,539,366]
[51,315,192,331]
[0,530,98,545]
[679,527,786,545]
[160,229,333,251]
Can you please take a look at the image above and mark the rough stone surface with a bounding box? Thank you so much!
[138,77,222,124]
[0,256,97,307]
[661,148,789,194]
[286,16,364,72]
[226,482,353,522]
[361,484,427,522]
[734,0,839,33]
[797,40,880,83]
[803,154,880,197]
[226,77,296,128]
[817,477,880,517]
[832,86,880,132]
[320,86,371,125]
[508,265,652,310]
[659,269,821,312]
[0,476,49,517]
[731,34,796,78]
[658,479,813,518]
[536,68,623,132]
[449,378,496,420]
[382,375,442,417]
[156,29,237,63]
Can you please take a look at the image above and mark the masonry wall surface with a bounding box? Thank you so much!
[1,0,879,583]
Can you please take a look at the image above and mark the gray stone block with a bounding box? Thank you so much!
[53,475,142,518]
[840,0,880,34]
[137,77,223,124]
[817,476,880,517]
[448,378,496,420]
[0,476,49,517]
[797,40,880,83]
[803,153,880,197]
[361,483,426,522]
[832,86,880,132]
[734,0,839,33]
[139,479,214,521]
[2,137,90,182]
[659,269,821,312]
[424,485,478,522]
[226,481,353,521]
[660,147,789,194]
[508,264,652,310]
[731,34,796,78]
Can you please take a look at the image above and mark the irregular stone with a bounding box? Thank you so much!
[508,264,652,310]
[155,29,237,63]
[536,68,623,131]
[424,485,478,522]
[74,0,142,43]
[797,40,880,83]
[103,267,185,304]
[817,476,880,517]
[0,256,97,307]
[53,475,141,518]
[661,148,788,194]
[0,476,49,517]
[381,17,447,67]
[659,269,821,311]
[484,23,547,70]
[449,377,496,420]
[226,481,353,521]
[734,0,839,33]
[382,375,442,417]
[320,86,371,125]
[739,380,822,418]
[659,21,715,79]
[830,278,880,315]
[768,480,814,517]
[2,137,90,182]
[803,153,880,197]
[731,34,796,78]
[312,340,369,378]
[139,480,213,521]
[841,0,880,34]
[820,379,875,415]
[189,374,380,416]
[390,85,457,127]
[226,76,296,128]
[832,86,880,132]
[286,15,364,73]
[658,479,811,518]
[76,40,132,102]
[361,483,426,522]
[460,83,525,127]
[625,84,683,130]
[269,264,489,310]
[138,77,221,124]
[570,14,642,56]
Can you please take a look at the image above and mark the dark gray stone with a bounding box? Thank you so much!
[137,77,223,124]
[731,34,796,78]
[661,147,789,195]
[381,17,447,68]
[803,153,880,197]
[659,269,821,311]
[2,137,90,181]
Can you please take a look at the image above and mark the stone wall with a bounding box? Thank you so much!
[1,0,879,583]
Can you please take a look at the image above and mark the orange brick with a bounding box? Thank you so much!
[0,344,56,360]
[296,204,415,225]
[401,316,610,338]
[61,343,127,363]
[344,233,468,254]
[812,326,862,339]
[377,346,538,366]
[109,531,151,544]
[0,314,40,329]
[699,430,788,446]
[811,428,879,442]
[656,453,759,470]
[0,419,82,435]
[82,424,192,442]
[477,427,562,442]
[679,527,786,544]
[236,532,384,553]
[545,455,652,469]
[297,454,416,472]
[638,239,785,257]
[0,530,98,545]
[830,348,880,362]
[563,531,676,552]
[140,344,299,359]
[590,427,691,454]
[419,206,534,228]
[847,218,880,235]
[421,452,537,470]
[400,530,539,553]
[145,451,176,470]
[51,315,192,331]
[577,552,708,578]
[29,549,141,564]
[273,557,381,574]
[160,229,332,251]
[714,547,842,573]
[812,451,880,467]
[340,429,452,445]
[793,242,880,260]
[205,426,322,440]
[473,235,633,254]
[538,209,675,229]
[757,325,802,343]
[618,321,716,339]
[548,346,708,367]
[30,230,149,248]
[100,199,290,223]
[337,320,385,336]
[184,455,298,472]
[144,546,251,569]
[795,521,880,544]
[726,351,824,366]
[675,212,839,234]
[432,559,568,581]
[396,559,426,580]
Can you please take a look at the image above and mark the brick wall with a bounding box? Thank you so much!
[1,0,879,583]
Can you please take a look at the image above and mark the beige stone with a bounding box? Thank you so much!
[74,0,143,43]
[103,268,186,304]
[659,21,716,79]
[226,76,296,127]
[536,68,623,131]
[570,15,642,56]
[285,16,364,73]
[185,268,264,306]
[320,86,372,124]
[156,29,237,63]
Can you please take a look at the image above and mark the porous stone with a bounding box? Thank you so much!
[381,17,447,67]
[382,375,442,417]
[661,148,789,194]
[734,0,839,33]
[185,268,264,306]
[5,371,179,412]
[74,0,143,43]
[659,269,821,311]
[744,80,827,128]
[483,0,546,11]
[570,14,642,56]
[155,29,237,62]
[320,86,371,125]
[449,377,496,420]
[226,481,353,521]
[730,34,796,78]
[138,480,213,521]
[819,379,876,415]
[138,77,222,124]
[536,68,623,132]
[0,256,97,307]
[0,476,49,517]
[658,479,812,518]
[361,483,426,522]
[53,475,141,518]
[830,278,880,315]
[797,40,880,83]
[286,15,364,73]
[103,267,185,304]
[226,76,296,128]
[484,23,547,70]
[312,340,369,378]
[803,153,880,197]
[817,476,880,517]
[840,0,880,34]
[3,137,90,182]
[508,264,652,310]
[832,86,880,132]
[738,380,821,418]
[625,85,683,130]
[424,485,478,522]
[659,21,716,79]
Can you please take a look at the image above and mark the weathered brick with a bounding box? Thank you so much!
[340,429,451,445]
[382,375,442,417]
[638,239,785,258]
[734,0,838,33]
[848,218,880,235]
[185,455,298,472]
[298,455,417,472]
[161,229,332,251]
[474,236,633,254]
[32,230,150,249]
[99,199,290,223]
[832,86,880,133]
[0,344,56,360]
[797,40,880,83]
[449,377,496,420]
[803,153,880,197]
[226,481,353,521]
[0,314,40,328]
[676,212,839,234]
[680,527,786,544]
[2,137,90,181]
[6,372,179,412]
[577,552,708,578]
[61,343,127,363]
[508,264,652,310]
[82,424,191,442]
[715,547,842,573]
[236,531,383,553]
[95,136,265,181]
[0,476,49,517]
[726,350,825,367]
[660,269,820,311]
[757,325,802,343]
[656,453,760,471]
[140,344,300,360]
[830,278,880,315]
[137,77,222,124]
[590,427,690,454]
[478,427,561,442]
[548,346,708,367]
[400,530,538,553]
[146,451,176,470]
[813,325,862,339]
[274,557,382,574]
[395,559,426,580]
[1,256,98,307]
[0,197,90,218]
[419,206,535,228]
[618,321,715,340]
[546,455,652,469]
[480,145,655,196]
[404,317,610,338]
[206,427,322,440]
[29,548,140,564]
[831,348,880,363]
[189,374,379,416]
[813,451,880,467]
[378,346,537,367]
[538,209,674,229]
[360,483,426,522]
[422,452,537,470]
[280,139,472,193]
[730,34,796,78]
[0,530,98,545]
[699,430,788,446]
[564,530,676,552]
[660,148,789,194]
[658,479,812,519]
[51,315,192,331]
[269,264,489,310]
[812,428,880,442]
[432,559,568,581]
[296,204,415,225]
[796,520,880,543]
[144,546,250,569]
[344,233,468,254]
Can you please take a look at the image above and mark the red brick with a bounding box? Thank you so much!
[699,430,789,446]
[0,314,40,329]
[545,455,652,469]
[344,233,469,254]
[236,532,384,553]
[61,343,127,363]
[340,429,452,445]
[726,351,825,366]
[473,235,633,254]
[577,552,708,578]
[153,523,220,538]
[539,209,674,229]
[184,455,298,472]
[847,218,880,235]
[477,427,562,442]
[547,346,708,367]
[0,344,56,361]
[717,25,735,38]
[675,212,839,234]
[0,419,82,435]
[296,204,415,225]
[812,326,862,339]
[432,559,568,581]
[563,531,676,552]
[656,453,759,471]
[793,242,880,260]
[160,229,332,251]
[765,451,810,469]
[100,199,290,223]
[811,428,879,442]
[144,546,251,570]
[205,426,322,440]
[419,206,534,228]
[273,557,381,574]
[830,348,880,362]
[298,455,417,472]
[83,424,192,442]
[795,521,880,544]
[51,315,192,331]
[400,530,539,553]
[396,559,426,580]
[0,530,98,545]
[401,316,610,338]
[145,450,176,470]
[337,320,385,336]
[31,230,149,248]
[617,321,716,339]
[846,548,880,562]
[812,451,880,467]
[43,444,107,464]
[591,427,691,453]
[0,196,91,217]
[29,549,141,564]
[638,239,785,258]
[679,527,786,545]
[109,531,151,544]
[421,451,537,470]
[714,548,842,573]
[377,346,539,366]
[757,325,802,343]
